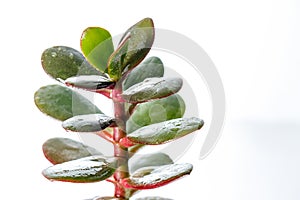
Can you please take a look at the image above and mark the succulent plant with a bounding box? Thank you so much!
[34,18,204,200]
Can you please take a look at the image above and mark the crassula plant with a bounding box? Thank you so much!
[34,18,204,200]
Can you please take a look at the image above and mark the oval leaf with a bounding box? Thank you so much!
[129,153,173,174]
[81,27,114,72]
[107,18,154,81]
[64,75,114,91]
[62,114,115,132]
[121,163,193,189]
[42,155,116,183]
[43,137,102,164]
[41,46,103,80]
[123,56,164,90]
[34,84,102,121]
[122,77,183,103]
[124,117,204,145]
[126,94,185,133]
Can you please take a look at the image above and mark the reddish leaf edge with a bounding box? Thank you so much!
[120,164,193,190]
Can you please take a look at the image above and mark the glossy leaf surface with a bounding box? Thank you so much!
[126,94,185,133]
[34,84,102,121]
[107,18,154,81]
[125,117,204,145]
[81,27,114,72]
[123,56,164,90]
[62,114,114,132]
[42,155,116,183]
[41,46,102,80]
[122,163,193,189]
[129,153,173,174]
[122,77,182,103]
[64,75,114,91]
[43,137,102,164]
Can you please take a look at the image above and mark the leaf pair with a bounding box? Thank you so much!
[80,18,155,81]
[43,138,191,189]
[43,137,116,183]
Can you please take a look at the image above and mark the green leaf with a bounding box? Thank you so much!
[107,18,155,81]
[41,46,103,80]
[43,137,102,164]
[42,155,116,183]
[62,114,115,132]
[122,77,183,103]
[126,94,185,133]
[81,27,114,72]
[125,117,204,145]
[129,153,173,174]
[123,56,164,90]
[34,84,102,121]
[121,163,193,189]
[64,75,114,91]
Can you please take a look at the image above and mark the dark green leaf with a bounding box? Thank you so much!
[129,153,173,174]
[43,137,102,164]
[81,27,114,72]
[122,78,183,103]
[62,114,115,132]
[122,163,193,189]
[125,117,204,145]
[64,75,114,91]
[123,56,164,90]
[42,155,116,183]
[41,46,103,80]
[126,94,185,133]
[107,18,154,81]
[34,84,102,121]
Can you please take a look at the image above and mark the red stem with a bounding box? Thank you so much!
[112,84,129,199]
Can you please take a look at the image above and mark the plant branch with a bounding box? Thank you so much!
[112,82,130,199]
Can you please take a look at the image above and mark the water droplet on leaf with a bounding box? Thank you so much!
[51,52,57,57]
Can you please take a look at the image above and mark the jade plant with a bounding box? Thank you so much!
[34,18,204,200]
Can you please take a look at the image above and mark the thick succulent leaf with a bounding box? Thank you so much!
[64,75,114,91]
[123,56,164,90]
[107,18,154,81]
[42,155,116,183]
[106,37,128,81]
[135,198,172,200]
[129,153,173,174]
[124,117,204,145]
[122,78,183,103]
[122,163,193,189]
[126,94,185,133]
[34,84,102,121]
[41,46,103,80]
[81,27,114,72]
[43,137,102,164]
[62,114,115,132]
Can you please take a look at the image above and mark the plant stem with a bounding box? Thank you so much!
[112,84,129,199]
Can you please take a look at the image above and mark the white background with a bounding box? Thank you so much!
[1,0,300,199]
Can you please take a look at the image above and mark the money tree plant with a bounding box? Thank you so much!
[34,18,204,200]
